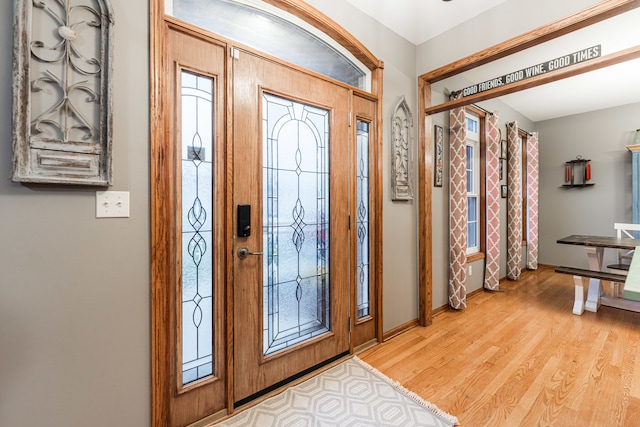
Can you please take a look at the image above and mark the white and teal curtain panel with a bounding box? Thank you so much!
[506,122,522,280]
[484,112,501,290]
[526,132,540,269]
[449,105,467,309]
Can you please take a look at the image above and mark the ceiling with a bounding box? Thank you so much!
[343,0,640,122]
[344,0,509,45]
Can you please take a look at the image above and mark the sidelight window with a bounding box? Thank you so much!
[356,120,370,318]
[180,71,214,385]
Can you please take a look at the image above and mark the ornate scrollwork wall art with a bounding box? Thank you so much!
[391,95,414,201]
[12,0,114,185]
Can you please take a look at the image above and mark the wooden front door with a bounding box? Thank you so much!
[232,48,351,403]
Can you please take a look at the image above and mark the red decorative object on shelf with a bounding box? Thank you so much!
[563,155,593,188]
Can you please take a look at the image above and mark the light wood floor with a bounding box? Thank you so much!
[359,265,640,427]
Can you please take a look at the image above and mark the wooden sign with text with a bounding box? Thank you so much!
[457,45,601,98]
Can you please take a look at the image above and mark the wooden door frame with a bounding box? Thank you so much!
[417,0,640,326]
[150,0,385,424]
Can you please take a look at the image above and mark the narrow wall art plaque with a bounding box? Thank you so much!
[12,0,114,186]
[434,125,443,187]
[391,96,413,200]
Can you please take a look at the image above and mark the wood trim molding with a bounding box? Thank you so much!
[432,287,486,317]
[417,78,432,326]
[419,0,640,83]
[424,45,640,116]
[261,0,383,71]
[374,67,385,344]
[417,0,640,328]
[150,2,168,426]
[382,318,419,341]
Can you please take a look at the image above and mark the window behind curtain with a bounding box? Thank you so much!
[466,114,480,254]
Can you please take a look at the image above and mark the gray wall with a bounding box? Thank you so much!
[416,0,601,73]
[538,103,640,269]
[0,1,150,426]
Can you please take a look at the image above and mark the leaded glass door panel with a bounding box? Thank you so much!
[233,49,350,403]
[350,94,378,350]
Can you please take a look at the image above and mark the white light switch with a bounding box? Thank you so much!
[96,191,130,218]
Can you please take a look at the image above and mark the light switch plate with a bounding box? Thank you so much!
[96,191,130,218]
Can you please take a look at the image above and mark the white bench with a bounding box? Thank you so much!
[555,266,627,315]
[556,246,640,315]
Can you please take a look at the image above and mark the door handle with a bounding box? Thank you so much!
[237,246,264,260]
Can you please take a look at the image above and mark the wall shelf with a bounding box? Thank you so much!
[562,183,595,188]
[564,157,593,188]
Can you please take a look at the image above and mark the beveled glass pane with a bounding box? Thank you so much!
[356,121,370,319]
[468,197,477,222]
[466,116,478,133]
[166,0,368,90]
[262,92,330,356]
[467,196,478,249]
[468,221,477,248]
[181,71,214,385]
[466,145,474,192]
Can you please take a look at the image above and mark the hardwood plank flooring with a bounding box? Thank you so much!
[359,266,640,426]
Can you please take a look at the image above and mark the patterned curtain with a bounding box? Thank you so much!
[526,132,539,269]
[484,112,501,290]
[506,122,522,280]
[449,106,467,309]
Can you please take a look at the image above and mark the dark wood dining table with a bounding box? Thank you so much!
[556,234,640,250]
[557,234,640,312]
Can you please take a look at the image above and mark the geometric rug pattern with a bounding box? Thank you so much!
[484,112,501,291]
[217,356,459,426]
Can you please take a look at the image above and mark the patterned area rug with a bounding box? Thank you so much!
[218,356,459,426]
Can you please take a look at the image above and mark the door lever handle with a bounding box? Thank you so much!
[237,246,264,260]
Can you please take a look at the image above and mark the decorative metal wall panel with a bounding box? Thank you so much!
[12,0,114,185]
[262,93,331,356]
[391,96,413,201]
